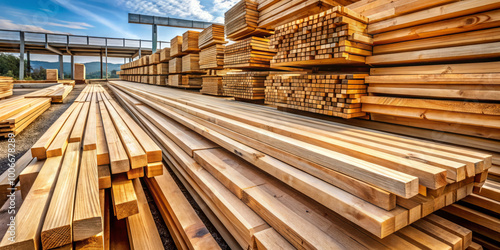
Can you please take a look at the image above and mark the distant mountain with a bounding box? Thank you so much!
[30,61,122,79]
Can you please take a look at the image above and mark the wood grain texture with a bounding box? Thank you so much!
[111,174,138,220]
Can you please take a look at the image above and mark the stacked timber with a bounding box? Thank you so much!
[109,81,490,249]
[0,77,13,99]
[225,0,273,41]
[265,73,367,118]
[200,44,225,70]
[169,57,182,74]
[182,53,202,73]
[0,96,51,138]
[359,0,500,140]
[168,74,203,89]
[46,69,58,81]
[224,37,276,69]
[0,84,176,250]
[160,48,171,62]
[170,36,187,58]
[198,24,227,49]
[257,0,341,29]
[269,6,371,67]
[200,75,224,96]
[182,31,200,53]
[24,84,74,103]
[223,71,268,100]
[74,63,86,84]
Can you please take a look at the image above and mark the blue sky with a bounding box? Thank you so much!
[1,0,237,63]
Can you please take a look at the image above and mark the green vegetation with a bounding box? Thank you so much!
[0,53,27,79]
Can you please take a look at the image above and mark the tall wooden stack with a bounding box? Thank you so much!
[358,0,500,141]
[74,63,86,84]
[168,31,205,89]
[269,6,371,67]
[225,0,273,41]
[156,48,170,85]
[222,71,268,100]
[0,77,13,99]
[265,73,367,118]
[224,37,276,69]
[46,69,58,81]
[199,25,228,96]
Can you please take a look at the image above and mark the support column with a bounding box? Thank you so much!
[139,40,142,58]
[19,31,25,80]
[152,24,157,54]
[105,40,108,80]
[59,54,64,80]
[100,51,103,79]
[71,55,74,79]
[26,51,30,77]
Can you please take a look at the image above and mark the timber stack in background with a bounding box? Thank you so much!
[199,24,230,96]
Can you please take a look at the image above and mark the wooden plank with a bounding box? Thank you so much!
[31,102,78,159]
[102,97,147,169]
[70,102,90,142]
[126,167,144,179]
[96,104,109,166]
[395,226,452,250]
[83,90,97,151]
[424,214,473,249]
[45,103,83,157]
[368,0,500,34]
[110,174,138,220]
[145,162,163,178]
[74,189,106,250]
[253,228,294,250]
[98,165,111,190]
[412,219,462,250]
[125,178,163,249]
[99,100,130,174]
[109,188,131,250]
[41,142,81,249]
[19,158,44,200]
[73,150,102,242]
[0,156,63,249]
[370,62,500,75]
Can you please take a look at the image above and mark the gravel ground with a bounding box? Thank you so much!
[0,83,229,249]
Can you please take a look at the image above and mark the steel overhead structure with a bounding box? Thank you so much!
[128,13,223,53]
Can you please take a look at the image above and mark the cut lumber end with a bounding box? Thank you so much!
[41,225,72,250]
[73,217,103,242]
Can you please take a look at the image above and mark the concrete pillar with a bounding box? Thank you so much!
[19,31,25,80]
[59,54,64,80]
[26,51,30,77]
[139,40,142,58]
[100,51,103,79]
[71,55,74,79]
[152,24,157,54]
[105,40,108,80]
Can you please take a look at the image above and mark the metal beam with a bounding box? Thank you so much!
[45,44,63,55]
[71,55,74,79]
[27,51,30,77]
[59,55,64,80]
[19,31,25,80]
[105,39,108,80]
[100,51,103,79]
[129,13,219,29]
[152,24,157,54]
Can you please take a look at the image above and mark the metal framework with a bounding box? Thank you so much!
[0,29,170,80]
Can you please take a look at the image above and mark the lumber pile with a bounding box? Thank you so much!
[223,71,268,100]
[0,84,173,250]
[357,0,500,140]
[109,80,490,249]
[198,24,227,49]
[74,63,86,84]
[200,44,225,69]
[269,6,371,67]
[200,75,224,96]
[24,84,74,103]
[170,36,187,58]
[0,77,13,99]
[182,30,200,53]
[169,57,182,74]
[46,69,58,81]
[265,73,367,118]
[0,96,51,138]
[225,0,273,41]
[224,37,276,69]
[182,53,202,73]
[160,48,171,62]
[168,74,203,89]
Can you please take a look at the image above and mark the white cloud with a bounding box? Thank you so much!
[46,20,93,29]
[213,16,224,24]
[212,0,239,12]
[124,0,214,21]
[50,0,140,39]
[0,19,56,33]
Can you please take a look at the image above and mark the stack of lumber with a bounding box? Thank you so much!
[74,63,86,84]
[0,96,51,138]
[182,53,203,73]
[224,37,276,69]
[269,6,371,67]
[223,71,268,100]
[201,75,224,96]
[182,30,200,53]
[265,73,367,118]
[170,36,187,58]
[160,48,171,62]
[0,77,13,99]
[24,84,74,103]
[168,74,203,89]
[200,44,225,69]
[46,69,58,81]
[0,84,174,250]
[198,24,227,49]
[357,0,500,140]
[257,0,340,29]
[169,57,182,74]
[225,0,273,41]
[109,80,491,249]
